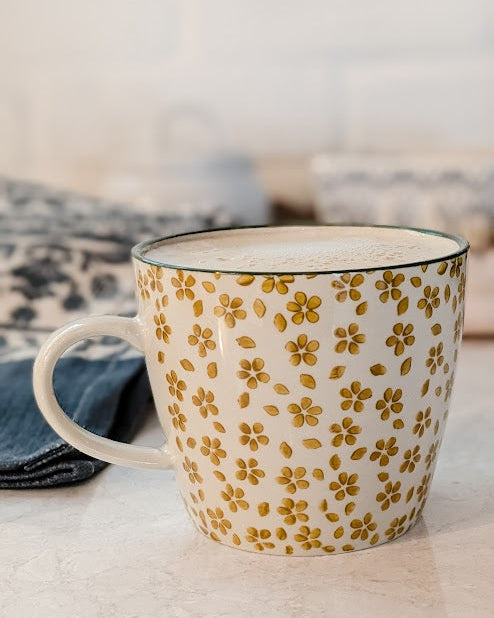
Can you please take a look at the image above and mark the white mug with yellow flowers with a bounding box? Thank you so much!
[33,225,468,555]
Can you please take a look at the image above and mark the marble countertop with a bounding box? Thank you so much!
[2,340,493,618]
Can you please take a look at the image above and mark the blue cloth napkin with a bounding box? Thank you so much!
[0,178,231,488]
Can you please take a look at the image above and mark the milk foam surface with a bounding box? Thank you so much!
[143,226,461,272]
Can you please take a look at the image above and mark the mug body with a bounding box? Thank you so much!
[134,229,467,555]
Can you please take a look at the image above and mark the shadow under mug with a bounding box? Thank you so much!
[33,225,468,556]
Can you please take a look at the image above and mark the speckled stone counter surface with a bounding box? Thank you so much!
[2,341,493,618]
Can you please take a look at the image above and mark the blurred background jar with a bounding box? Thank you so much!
[311,153,494,335]
[102,105,269,225]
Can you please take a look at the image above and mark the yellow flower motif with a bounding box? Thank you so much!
[221,484,249,512]
[332,273,364,302]
[385,515,407,540]
[417,473,431,503]
[236,458,265,485]
[340,381,372,412]
[319,499,340,523]
[188,324,216,357]
[168,402,187,432]
[237,358,270,389]
[444,283,451,304]
[207,507,232,536]
[245,527,275,551]
[277,498,309,525]
[214,294,246,327]
[154,314,171,343]
[444,377,453,402]
[285,334,319,366]
[288,397,322,428]
[137,270,150,300]
[329,472,360,501]
[417,285,440,318]
[457,272,466,304]
[262,275,295,294]
[239,422,269,451]
[454,314,463,343]
[286,291,321,324]
[166,370,186,401]
[182,457,203,484]
[376,480,401,511]
[386,323,415,356]
[330,417,361,447]
[450,256,463,278]
[153,296,171,343]
[277,466,310,494]
[198,510,209,535]
[425,441,438,471]
[375,388,403,425]
[171,269,195,301]
[370,437,399,466]
[407,506,417,524]
[200,436,226,466]
[426,342,444,375]
[334,323,365,354]
[350,513,379,544]
[375,271,404,303]
[147,265,164,293]
[294,525,322,550]
[192,387,218,418]
[400,445,421,473]
[413,407,432,438]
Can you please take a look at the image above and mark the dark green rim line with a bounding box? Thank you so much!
[131,224,469,275]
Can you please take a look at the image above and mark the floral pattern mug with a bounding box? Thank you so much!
[33,225,469,555]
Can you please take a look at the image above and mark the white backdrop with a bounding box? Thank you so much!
[0,0,493,197]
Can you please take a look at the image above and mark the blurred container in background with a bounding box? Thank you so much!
[103,105,269,224]
[312,154,494,250]
[311,153,494,335]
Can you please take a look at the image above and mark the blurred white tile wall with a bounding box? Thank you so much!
[0,0,493,197]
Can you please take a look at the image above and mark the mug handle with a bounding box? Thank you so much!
[33,315,174,470]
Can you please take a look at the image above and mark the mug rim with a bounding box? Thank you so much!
[131,223,469,275]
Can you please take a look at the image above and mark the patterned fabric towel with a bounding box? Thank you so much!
[0,178,231,488]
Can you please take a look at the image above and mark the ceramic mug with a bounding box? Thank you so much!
[33,225,468,555]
